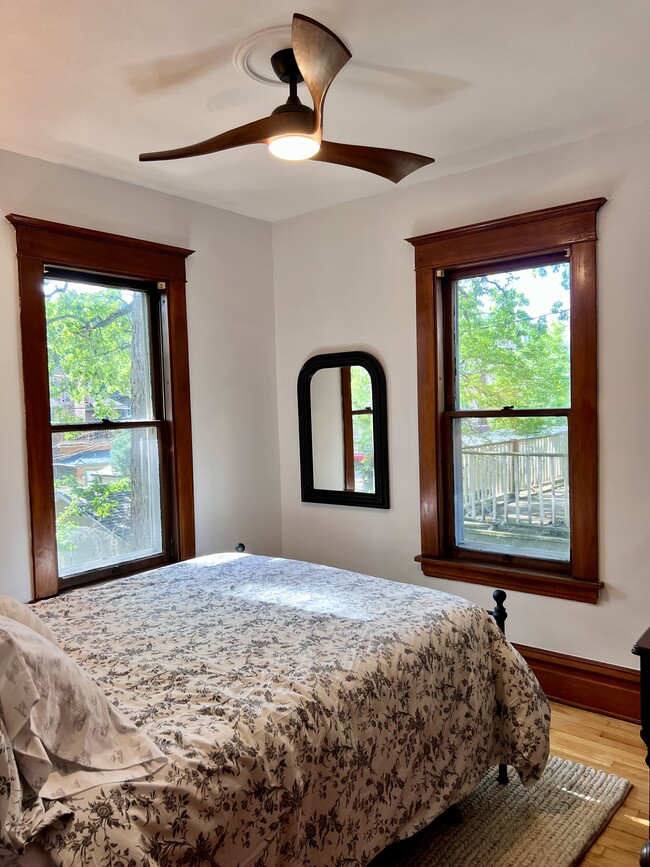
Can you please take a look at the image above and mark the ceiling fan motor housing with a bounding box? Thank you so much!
[270,48,304,84]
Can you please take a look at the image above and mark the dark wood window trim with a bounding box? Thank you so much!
[407,198,606,604]
[7,214,196,600]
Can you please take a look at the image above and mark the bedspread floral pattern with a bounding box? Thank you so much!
[32,553,550,866]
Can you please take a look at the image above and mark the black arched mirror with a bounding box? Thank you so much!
[297,351,389,508]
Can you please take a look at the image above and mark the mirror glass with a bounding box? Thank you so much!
[298,352,389,508]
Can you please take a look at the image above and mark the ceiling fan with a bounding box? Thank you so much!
[139,13,434,183]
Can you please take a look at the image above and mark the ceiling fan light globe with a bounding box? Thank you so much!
[268,135,320,161]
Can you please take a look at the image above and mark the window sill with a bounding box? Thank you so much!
[415,555,602,604]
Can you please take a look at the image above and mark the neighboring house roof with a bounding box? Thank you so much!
[53,448,111,467]
[55,487,131,537]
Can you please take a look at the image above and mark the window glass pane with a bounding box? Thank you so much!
[350,365,373,411]
[455,263,570,411]
[453,416,569,561]
[52,427,163,577]
[45,279,154,424]
[352,414,374,493]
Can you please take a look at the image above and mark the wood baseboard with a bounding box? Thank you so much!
[514,643,641,724]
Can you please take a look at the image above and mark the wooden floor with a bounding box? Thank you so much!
[550,701,648,866]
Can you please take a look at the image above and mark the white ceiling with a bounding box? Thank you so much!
[2,0,649,222]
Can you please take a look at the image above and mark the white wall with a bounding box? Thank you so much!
[0,148,282,602]
[272,122,650,668]
[311,367,345,490]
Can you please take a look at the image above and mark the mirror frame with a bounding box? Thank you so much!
[297,351,390,508]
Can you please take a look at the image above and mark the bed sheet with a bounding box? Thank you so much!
[32,553,550,866]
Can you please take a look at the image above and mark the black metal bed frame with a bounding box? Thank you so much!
[445,588,510,829]
[488,589,509,786]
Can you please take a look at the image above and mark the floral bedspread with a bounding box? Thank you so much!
[33,553,550,866]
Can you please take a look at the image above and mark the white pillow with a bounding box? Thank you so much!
[0,615,167,800]
[0,596,59,647]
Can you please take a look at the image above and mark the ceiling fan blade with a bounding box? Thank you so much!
[292,14,351,129]
[126,44,231,94]
[139,111,314,162]
[312,140,434,183]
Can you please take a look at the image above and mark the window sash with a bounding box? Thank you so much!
[53,423,167,583]
[444,254,572,412]
[443,413,571,566]
[44,276,162,426]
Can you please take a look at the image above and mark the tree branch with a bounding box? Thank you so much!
[82,303,133,333]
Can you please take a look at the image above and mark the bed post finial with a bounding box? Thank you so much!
[235,543,245,553]
[491,589,507,636]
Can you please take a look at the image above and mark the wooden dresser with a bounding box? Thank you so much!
[632,627,650,866]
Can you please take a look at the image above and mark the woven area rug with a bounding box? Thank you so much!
[369,756,631,867]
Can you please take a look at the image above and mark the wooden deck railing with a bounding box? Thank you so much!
[461,432,568,528]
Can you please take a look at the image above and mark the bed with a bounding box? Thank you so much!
[2,552,550,866]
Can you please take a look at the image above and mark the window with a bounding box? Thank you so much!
[341,365,375,493]
[408,199,606,603]
[8,215,195,599]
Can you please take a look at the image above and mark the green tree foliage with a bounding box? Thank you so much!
[110,432,132,477]
[46,282,134,420]
[350,366,374,491]
[457,264,570,436]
